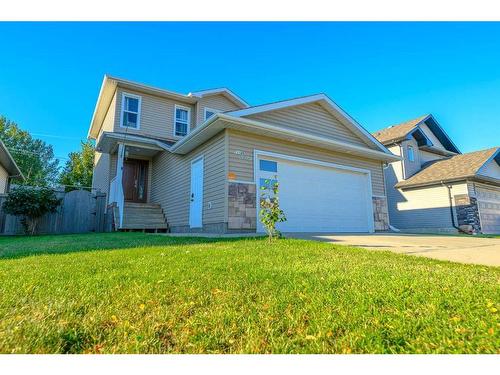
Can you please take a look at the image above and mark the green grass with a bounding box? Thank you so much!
[0,233,498,354]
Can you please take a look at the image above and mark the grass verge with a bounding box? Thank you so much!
[0,232,498,353]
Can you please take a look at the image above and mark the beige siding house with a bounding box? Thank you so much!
[373,114,500,234]
[0,140,24,194]
[89,75,399,233]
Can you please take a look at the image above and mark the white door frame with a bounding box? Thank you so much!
[253,150,375,233]
[189,156,204,228]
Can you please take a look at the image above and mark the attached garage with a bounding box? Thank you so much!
[476,186,500,234]
[256,152,374,233]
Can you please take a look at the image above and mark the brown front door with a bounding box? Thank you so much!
[122,159,148,203]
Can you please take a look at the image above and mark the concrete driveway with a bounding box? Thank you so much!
[287,233,500,267]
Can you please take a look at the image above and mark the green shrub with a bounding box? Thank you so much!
[259,178,286,242]
[2,186,61,235]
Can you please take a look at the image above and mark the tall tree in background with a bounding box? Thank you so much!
[59,140,95,191]
[0,115,59,186]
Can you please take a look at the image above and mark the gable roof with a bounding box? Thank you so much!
[188,88,249,108]
[169,112,400,162]
[0,140,24,180]
[225,93,392,155]
[373,115,429,144]
[396,147,500,189]
[372,114,461,154]
[88,75,247,139]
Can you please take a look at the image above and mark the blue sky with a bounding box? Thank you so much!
[0,22,499,161]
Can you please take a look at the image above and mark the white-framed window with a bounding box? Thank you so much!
[407,145,415,162]
[174,105,191,137]
[120,93,141,129]
[204,107,220,121]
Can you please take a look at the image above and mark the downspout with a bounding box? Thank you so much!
[443,182,468,234]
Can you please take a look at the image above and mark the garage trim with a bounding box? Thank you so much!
[253,150,375,233]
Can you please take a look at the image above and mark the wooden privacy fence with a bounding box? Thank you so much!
[0,189,108,235]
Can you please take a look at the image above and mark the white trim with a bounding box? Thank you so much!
[225,93,391,155]
[396,114,461,154]
[253,150,373,183]
[173,104,191,138]
[119,92,142,130]
[188,88,249,108]
[88,75,111,139]
[96,131,171,153]
[203,107,221,121]
[253,149,375,233]
[424,114,462,154]
[0,139,24,179]
[227,179,256,185]
[89,74,198,139]
[170,113,401,162]
[116,143,126,228]
[477,148,500,177]
[189,155,204,228]
[228,95,326,117]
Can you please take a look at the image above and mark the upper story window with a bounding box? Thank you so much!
[204,107,220,121]
[407,145,415,162]
[174,105,191,137]
[120,93,141,129]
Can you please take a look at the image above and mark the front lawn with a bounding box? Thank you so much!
[0,233,498,353]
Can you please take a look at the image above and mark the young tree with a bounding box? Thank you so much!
[259,178,287,242]
[2,186,62,235]
[59,140,95,191]
[0,116,59,186]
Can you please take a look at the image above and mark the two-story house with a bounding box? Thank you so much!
[89,75,399,233]
[373,114,500,234]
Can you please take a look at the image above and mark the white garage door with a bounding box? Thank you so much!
[256,154,374,233]
[477,187,500,234]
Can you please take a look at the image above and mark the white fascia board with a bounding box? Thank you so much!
[171,113,400,162]
[188,88,249,108]
[108,75,196,103]
[87,75,115,139]
[96,132,172,153]
[423,114,461,154]
[226,93,392,156]
[477,148,500,175]
[0,140,24,179]
[88,75,198,140]
[226,94,325,117]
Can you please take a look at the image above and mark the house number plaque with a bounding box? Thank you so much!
[233,150,252,161]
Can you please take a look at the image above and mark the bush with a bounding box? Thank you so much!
[2,186,62,235]
[259,178,287,242]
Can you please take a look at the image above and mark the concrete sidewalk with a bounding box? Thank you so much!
[287,233,500,267]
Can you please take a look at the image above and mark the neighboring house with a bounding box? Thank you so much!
[373,114,500,234]
[89,75,399,233]
[0,140,24,194]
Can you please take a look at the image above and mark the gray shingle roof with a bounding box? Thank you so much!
[372,115,430,144]
[396,147,499,188]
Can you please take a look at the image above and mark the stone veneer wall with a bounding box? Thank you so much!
[372,196,389,231]
[454,194,481,233]
[228,182,257,230]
